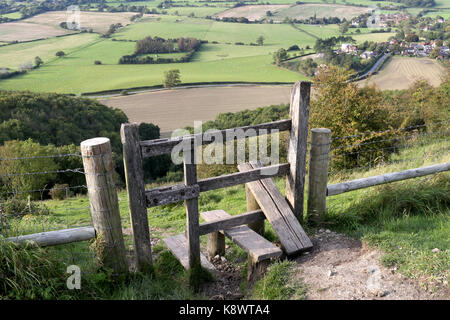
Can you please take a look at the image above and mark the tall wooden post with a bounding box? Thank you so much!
[184,145,201,269]
[81,137,128,274]
[307,128,331,221]
[121,123,153,271]
[285,81,311,222]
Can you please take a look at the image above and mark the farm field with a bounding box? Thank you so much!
[99,85,292,133]
[22,11,143,33]
[0,33,99,70]
[273,3,372,21]
[213,4,291,21]
[359,57,447,90]
[0,21,73,42]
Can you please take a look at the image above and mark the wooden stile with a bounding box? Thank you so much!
[238,162,313,255]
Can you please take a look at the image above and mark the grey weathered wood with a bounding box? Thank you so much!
[238,162,313,255]
[144,163,290,208]
[327,162,450,196]
[207,231,225,260]
[246,185,264,236]
[120,124,153,271]
[184,147,201,269]
[201,210,282,263]
[146,184,199,207]
[307,128,331,220]
[285,81,311,221]
[199,209,266,235]
[6,227,95,247]
[163,234,215,270]
[81,137,128,273]
[140,119,292,157]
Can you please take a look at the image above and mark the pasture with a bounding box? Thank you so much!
[99,85,292,133]
[359,57,447,90]
[0,33,99,70]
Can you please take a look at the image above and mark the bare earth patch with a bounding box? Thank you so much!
[0,22,72,42]
[294,230,449,300]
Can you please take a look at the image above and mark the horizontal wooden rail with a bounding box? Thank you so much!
[199,209,266,236]
[6,227,95,247]
[145,163,289,207]
[327,162,450,196]
[140,119,292,157]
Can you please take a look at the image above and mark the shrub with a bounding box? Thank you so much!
[0,198,50,219]
[94,60,102,65]
[49,184,70,200]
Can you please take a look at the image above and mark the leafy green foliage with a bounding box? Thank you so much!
[163,69,181,88]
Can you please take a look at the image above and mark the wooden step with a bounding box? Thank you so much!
[201,210,282,263]
[162,234,215,271]
[238,162,313,255]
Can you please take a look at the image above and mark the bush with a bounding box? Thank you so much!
[0,198,50,219]
[49,184,70,200]
[94,60,102,65]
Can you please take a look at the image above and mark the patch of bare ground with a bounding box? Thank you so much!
[294,230,449,300]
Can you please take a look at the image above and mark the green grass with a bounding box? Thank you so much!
[0,33,100,70]
[251,260,307,300]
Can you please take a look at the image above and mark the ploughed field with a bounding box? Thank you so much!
[99,85,292,135]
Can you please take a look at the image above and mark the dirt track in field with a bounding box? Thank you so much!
[358,57,447,90]
[100,85,292,135]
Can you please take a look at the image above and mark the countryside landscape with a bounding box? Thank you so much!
[0,0,449,304]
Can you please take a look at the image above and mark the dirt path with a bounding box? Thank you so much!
[294,230,449,300]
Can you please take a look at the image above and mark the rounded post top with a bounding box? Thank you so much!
[311,128,331,134]
[80,137,111,156]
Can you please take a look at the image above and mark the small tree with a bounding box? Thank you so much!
[55,51,65,57]
[163,69,181,88]
[257,36,264,46]
[34,56,43,68]
[94,60,102,65]
[273,48,288,66]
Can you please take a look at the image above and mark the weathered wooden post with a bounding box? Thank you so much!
[307,128,331,221]
[80,137,128,274]
[184,145,201,269]
[121,123,153,272]
[285,81,311,222]
[246,185,264,236]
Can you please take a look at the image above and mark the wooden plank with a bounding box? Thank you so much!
[198,163,290,192]
[81,137,128,274]
[246,184,264,236]
[201,210,282,263]
[121,123,153,271]
[140,119,292,157]
[285,81,311,221]
[238,162,313,255]
[199,209,266,235]
[146,184,199,207]
[163,234,215,271]
[144,163,289,208]
[327,162,450,196]
[6,227,95,247]
[184,148,201,269]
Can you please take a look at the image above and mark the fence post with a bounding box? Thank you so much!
[121,123,153,272]
[80,137,128,274]
[307,128,331,221]
[184,146,201,269]
[285,81,311,222]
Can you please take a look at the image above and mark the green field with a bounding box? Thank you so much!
[0,33,100,70]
